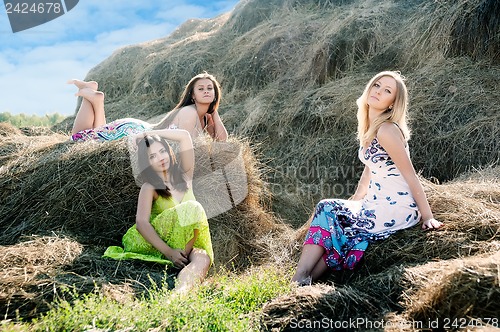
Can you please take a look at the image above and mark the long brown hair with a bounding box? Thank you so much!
[155,72,222,129]
[136,135,187,197]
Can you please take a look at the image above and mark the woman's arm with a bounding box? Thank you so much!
[135,183,189,267]
[184,229,199,256]
[205,111,228,141]
[350,165,371,200]
[377,123,442,230]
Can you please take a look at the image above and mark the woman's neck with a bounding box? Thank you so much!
[194,102,209,117]
[368,107,383,125]
[158,171,169,185]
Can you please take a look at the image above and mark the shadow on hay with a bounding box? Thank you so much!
[261,252,500,331]
[0,236,177,320]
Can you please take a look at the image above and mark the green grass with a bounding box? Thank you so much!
[0,112,67,127]
[3,266,293,331]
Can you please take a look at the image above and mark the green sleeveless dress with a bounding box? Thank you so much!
[103,189,213,265]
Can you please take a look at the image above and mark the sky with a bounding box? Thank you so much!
[0,0,239,117]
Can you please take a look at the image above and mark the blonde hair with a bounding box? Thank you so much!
[356,71,410,144]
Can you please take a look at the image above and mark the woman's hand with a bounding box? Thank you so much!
[205,113,215,129]
[166,248,189,268]
[206,111,228,141]
[421,218,443,231]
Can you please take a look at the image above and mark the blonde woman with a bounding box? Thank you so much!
[292,71,443,285]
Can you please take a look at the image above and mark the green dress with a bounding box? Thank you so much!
[103,189,214,265]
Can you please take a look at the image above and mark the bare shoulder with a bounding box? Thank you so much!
[140,182,158,199]
[178,106,198,118]
[378,122,404,142]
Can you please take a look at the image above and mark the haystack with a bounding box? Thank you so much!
[262,166,500,330]
[2,0,500,326]
[0,130,288,260]
[261,252,500,331]
[50,0,499,223]
[0,129,292,319]
[404,252,500,324]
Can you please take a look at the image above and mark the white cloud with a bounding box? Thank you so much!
[0,1,239,117]
[156,5,206,21]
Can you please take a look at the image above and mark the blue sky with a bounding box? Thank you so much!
[0,0,239,116]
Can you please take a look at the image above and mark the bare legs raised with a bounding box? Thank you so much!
[175,248,211,293]
[291,244,329,285]
[68,79,106,135]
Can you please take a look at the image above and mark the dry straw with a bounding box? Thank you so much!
[1,0,499,326]
[0,129,292,319]
[54,0,498,193]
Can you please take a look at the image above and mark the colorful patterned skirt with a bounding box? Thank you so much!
[304,199,373,271]
[71,118,151,142]
[103,200,214,265]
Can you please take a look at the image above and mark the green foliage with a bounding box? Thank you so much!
[0,112,67,127]
[10,267,292,331]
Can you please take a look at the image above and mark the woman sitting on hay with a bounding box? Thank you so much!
[292,71,443,286]
[68,72,228,142]
[104,129,213,292]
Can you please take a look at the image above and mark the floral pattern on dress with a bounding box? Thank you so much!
[71,118,151,142]
[303,129,421,271]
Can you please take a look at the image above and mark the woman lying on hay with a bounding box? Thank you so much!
[292,71,443,286]
[104,128,213,292]
[68,72,227,142]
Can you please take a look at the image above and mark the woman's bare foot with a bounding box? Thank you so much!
[67,79,98,91]
[75,87,104,103]
[292,273,312,287]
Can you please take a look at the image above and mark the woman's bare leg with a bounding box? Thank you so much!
[291,244,326,284]
[309,256,329,281]
[71,87,106,134]
[175,248,211,292]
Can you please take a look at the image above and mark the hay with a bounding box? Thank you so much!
[0,129,293,319]
[2,0,500,325]
[404,252,500,325]
[278,165,500,325]
[0,122,22,136]
[261,284,383,330]
[50,0,498,201]
[0,235,176,320]
[261,253,500,331]
[262,167,500,329]
[0,131,288,266]
[0,236,83,319]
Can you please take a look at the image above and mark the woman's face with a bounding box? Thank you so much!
[191,78,215,105]
[147,141,170,173]
[367,76,397,111]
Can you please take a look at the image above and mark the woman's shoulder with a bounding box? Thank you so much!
[140,182,159,199]
[378,122,404,139]
[377,122,407,150]
[178,105,197,116]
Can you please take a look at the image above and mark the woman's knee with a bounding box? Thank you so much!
[177,200,208,220]
[190,248,211,267]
